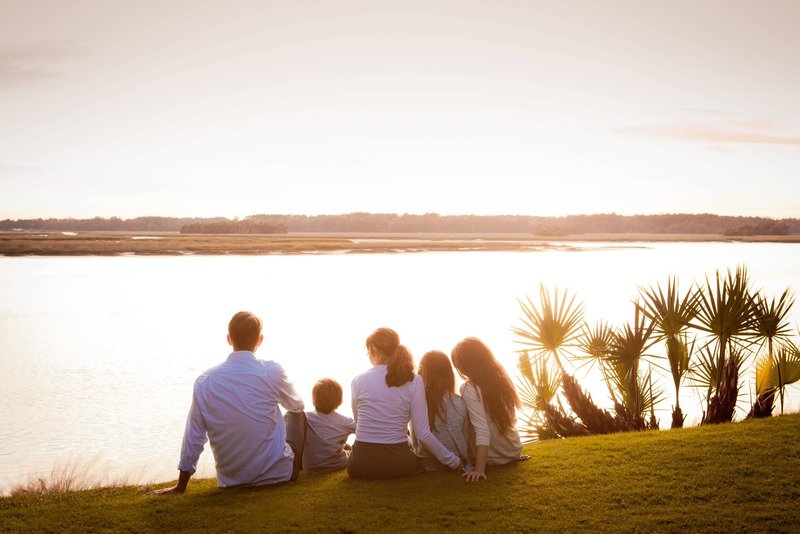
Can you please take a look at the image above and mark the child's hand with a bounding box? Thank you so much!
[461,468,486,482]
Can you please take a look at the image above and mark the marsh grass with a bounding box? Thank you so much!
[9,457,151,497]
[2,232,800,256]
[2,415,799,533]
[0,232,559,256]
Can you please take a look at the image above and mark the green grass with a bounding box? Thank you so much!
[3,415,799,533]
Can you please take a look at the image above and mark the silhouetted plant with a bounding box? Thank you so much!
[748,352,778,418]
[748,290,795,417]
[773,341,800,415]
[690,266,758,424]
[639,277,698,428]
[538,400,590,438]
[605,306,660,429]
[513,285,584,374]
[517,353,563,441]
[514,267,799,439]
[560,374,622,434]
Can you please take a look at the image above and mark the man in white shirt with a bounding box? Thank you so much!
[151,311,305,494]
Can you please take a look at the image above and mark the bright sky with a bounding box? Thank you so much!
[1,0,799,219]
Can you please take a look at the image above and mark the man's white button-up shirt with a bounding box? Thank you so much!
[178,350,304,487]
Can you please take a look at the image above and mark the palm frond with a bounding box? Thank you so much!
[604,359,662,421]
[752,288,795,343]
[607,305,658,371]
[775,341,800,388]
[688,344,718,406]
[690,265,757,341]
[512,285,585,371]
[754,352,777,396]
[665,333,695,388]
[516,352,561,412]
[638,276,698,338]
[575,321,614,369]
[773,340,800,415]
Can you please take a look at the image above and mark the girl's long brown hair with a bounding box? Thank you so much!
[451,337,520,434]
[418,351,456,432]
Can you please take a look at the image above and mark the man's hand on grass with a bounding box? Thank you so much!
[147,471,191,495]
[147,484,186,495]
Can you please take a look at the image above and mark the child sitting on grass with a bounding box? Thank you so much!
[303,378,356,473]
[410,350,472,471]
[452,337,526,482]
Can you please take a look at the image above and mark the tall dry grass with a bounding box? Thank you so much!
[9,456,152,496]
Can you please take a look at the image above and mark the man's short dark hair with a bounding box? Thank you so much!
[312,379,343,414]
[228,311,262,351]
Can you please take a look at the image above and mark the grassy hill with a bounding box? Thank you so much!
[2,415,799,533]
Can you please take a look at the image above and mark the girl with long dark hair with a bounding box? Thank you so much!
[451,337,523,481]
[410,350,471,470]
[347,328,463,478]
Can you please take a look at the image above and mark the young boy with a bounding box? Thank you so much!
[303,378,356,473]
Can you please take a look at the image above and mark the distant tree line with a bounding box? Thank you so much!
[722,220,790,236]
[0,216,226,232]
[246,212,799,235]
[180,220,288,234]
[1,213,798,235]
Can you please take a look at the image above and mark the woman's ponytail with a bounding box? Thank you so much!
[386,344,414,387]
[366,327,414,387]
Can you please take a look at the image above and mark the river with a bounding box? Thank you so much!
[1,242,798,493]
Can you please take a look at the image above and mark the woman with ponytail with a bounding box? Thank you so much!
[451,337,524,482]
[347,328,463,478]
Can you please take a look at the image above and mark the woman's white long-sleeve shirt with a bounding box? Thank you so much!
[351,365,460,469]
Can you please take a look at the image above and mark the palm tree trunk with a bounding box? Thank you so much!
[561,374,621,434]
[671,405,685,428]
[540,400,589,438]
[702,358,739,424]
[747,389,776,418]
[672,361,683,428]
[668,336,684,429]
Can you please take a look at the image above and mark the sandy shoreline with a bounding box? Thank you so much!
[1,231,798,256]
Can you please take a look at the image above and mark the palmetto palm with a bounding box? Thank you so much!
[606,306,659,428]
[513,285,585,374]
[517,352,560,413]
[577,321,617,400]
[514,286,588,438]
[690,266,757,424]
[516,353,562,441]
[638,277,698,427]
[773,341,800,415]
[749,289,795,417]
[690,341,747,416]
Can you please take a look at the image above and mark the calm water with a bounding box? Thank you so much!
[1,243,799,492]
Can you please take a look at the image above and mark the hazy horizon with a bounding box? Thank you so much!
[2,1,799,219]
